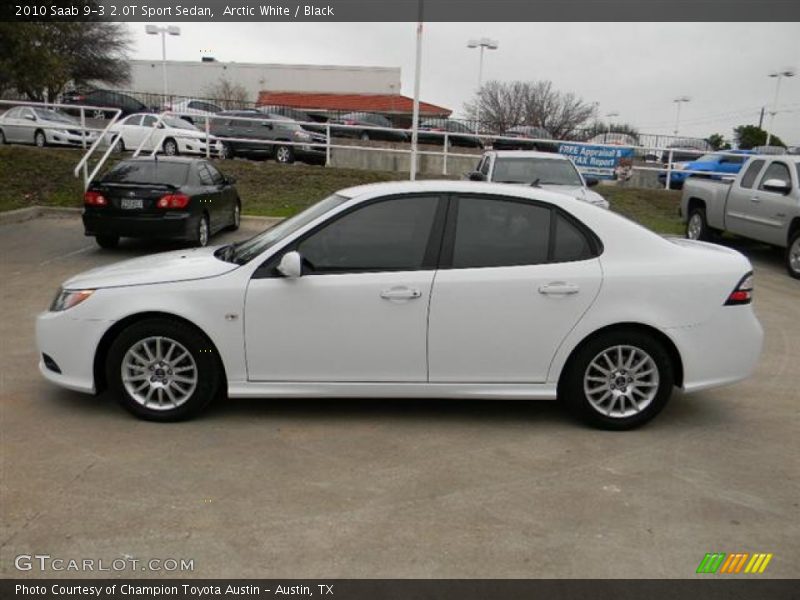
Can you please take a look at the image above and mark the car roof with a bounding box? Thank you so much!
[116,156,204,165]
[485,150,568,160]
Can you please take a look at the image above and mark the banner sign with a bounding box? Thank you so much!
[558,143,635,180]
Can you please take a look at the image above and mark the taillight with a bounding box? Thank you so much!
[84,190,107,206]
[724,272,754,306]
[156,193,190,209]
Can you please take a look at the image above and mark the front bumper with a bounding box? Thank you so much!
[83,210,197,240]
[46,131,99,147]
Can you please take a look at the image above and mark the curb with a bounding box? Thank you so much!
[0,206,284,226]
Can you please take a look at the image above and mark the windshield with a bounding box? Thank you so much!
[33,108,75,123]
[229,194,350,263]
[493,157,583,186]
[102,161,189,187]
[163,116,200,130]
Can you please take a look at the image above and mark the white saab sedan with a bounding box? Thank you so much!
[36,182,763,429]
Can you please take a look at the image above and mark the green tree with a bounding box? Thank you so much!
[706,133,731,151]
[734,125,786,149]
[0,21,131,102]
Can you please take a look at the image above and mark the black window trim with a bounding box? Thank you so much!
[252,193,450,279]
[438,192,603,270]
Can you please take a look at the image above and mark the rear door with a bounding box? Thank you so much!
[195,162,224,230]
[428,194,603,383]
[1,107,25,142]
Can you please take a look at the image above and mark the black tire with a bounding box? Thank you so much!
[113,137,125,154]
[220,143,234,159]
[685,206,716,242]
[359,131,370,142]
[106,318,223,421]
[34,130,46,148]
[559,329,675,430]
[194,215,210,247]
[226,200,241,231]
[274,144,294,164]
[163,138,179,156]
[786,229,800,280]
[0,129,6,144]
[95,235,119,249]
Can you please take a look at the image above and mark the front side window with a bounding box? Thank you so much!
[141,115,158,128]
[758,162,792,191]
[197,165,214,186]
[452,196,551,268]
[297,196,439,273]
[739,159,765,189]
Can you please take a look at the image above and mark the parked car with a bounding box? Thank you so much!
[647,139,710,164]
[681,155,800,278]
[416,119,484,148]
[107,113,221,157]
[330,112,408,142]
[81,157,240,249]
[787,146,800,156]
[62,90,149,119]
[163,98,223,124]
[466,150,609,209]
[256,105,327,133]
[587,132,639,147]
[492,126,557,152]
[658,150,754,189]
[38,180,763,429]
[210,110,326,164]
[0,106,99,147]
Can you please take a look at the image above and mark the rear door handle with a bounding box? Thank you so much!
[538,282,580,296]
[380,287,422,301]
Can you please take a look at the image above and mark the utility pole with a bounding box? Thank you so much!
[409,1,423,181]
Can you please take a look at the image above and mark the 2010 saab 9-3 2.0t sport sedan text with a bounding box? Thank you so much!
[36,181,764,429]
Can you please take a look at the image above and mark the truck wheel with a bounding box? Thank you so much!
[686,207,716,242]
[787,230,800,280]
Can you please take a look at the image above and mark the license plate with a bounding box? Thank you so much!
[120,198,143,210]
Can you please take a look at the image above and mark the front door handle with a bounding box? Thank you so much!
[538,282,580,296]
[380,287,422,301]
[750,196,761,203]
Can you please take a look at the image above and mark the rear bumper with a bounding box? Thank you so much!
[83,210,197,240]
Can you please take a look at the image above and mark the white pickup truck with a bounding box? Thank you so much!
[681,155,800,278]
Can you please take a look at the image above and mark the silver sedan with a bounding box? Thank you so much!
[0,106,98,147]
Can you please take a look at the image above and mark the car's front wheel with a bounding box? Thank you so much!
[226,200,241,231]
[163,138,179,156]
[106,318,222,421]
[787,229,800,279]
[560,329,674,430]
[274,144,294,164]
[34,131,47,147]
[194,215,210,247]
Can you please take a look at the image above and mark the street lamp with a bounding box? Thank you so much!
[766,68,796,147]
[467,37,499,133]
[145,25,181,101]
[673,96,691,136]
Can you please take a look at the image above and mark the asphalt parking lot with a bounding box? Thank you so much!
[1,214,798,579]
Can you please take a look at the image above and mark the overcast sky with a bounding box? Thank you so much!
[129,22,800,144]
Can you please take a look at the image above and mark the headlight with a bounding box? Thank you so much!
[50,289,94,312]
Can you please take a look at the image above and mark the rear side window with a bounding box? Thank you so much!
[297,196,440,273]
[197,164,214,186]
[553,213,594,262]
[739,159,765,189]
[103,162,189,187]
[452,196,551,268]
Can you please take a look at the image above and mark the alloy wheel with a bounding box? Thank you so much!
[198,217,209,247]
[687,213,703,240]
[583,345,660,419]
[276,146,291,163]
[121,336,198,411]
[790,236,800,275]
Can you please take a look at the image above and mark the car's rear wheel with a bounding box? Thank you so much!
[95,234,119,249]
[194,215,209,247]
[0,129,6,144]
[560,329,674,430]
[163,138,179,156]
[220,143,234,159]
[274,144,294,164]
[106,318,222,421]
[34,131,46,147]
[686,206,715,242]
[787,229,800,279]
[359,131,370,142]
[113,137,124,153]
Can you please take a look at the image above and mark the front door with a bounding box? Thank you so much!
[244,194,444,382]
[428,194,603,383]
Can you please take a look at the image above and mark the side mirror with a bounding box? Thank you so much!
[467,171,486,182]
[762,179,792,194]
[585,177,599,187]
[277,251,302,279]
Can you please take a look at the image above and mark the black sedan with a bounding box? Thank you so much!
[329,112,408,142]
[62,89,149,120]
[491,126,557,152]
[83,157,241,249]
[416,119,484,148]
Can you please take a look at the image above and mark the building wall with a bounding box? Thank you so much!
[124,60,402,102]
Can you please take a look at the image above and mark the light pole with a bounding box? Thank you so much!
[766,68,796,147]
[467,37,498,133]
[673,96,690,136]
[409,1,424,181]
[145,25,181,101]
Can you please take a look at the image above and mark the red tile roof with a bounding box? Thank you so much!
[256,91,451,117]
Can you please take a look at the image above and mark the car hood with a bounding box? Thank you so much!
[62,247,238,290]
[539,184,609,208]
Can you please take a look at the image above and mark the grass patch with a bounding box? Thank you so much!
[0,146,685,235]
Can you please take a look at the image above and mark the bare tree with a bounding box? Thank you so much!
[205,77,249,109]
[464,80,595,139]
